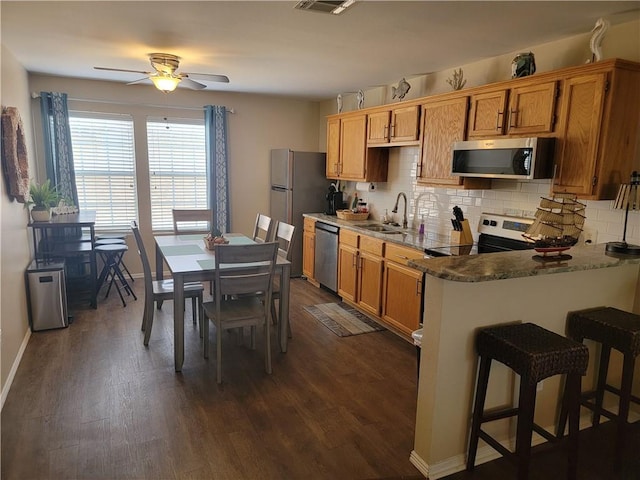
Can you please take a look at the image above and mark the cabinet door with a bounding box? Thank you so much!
[419,97,468,186]
[337,244,358,302]
[391,105,420,142]
[553,73,606,197]
[367,111,391,144]
[326,117,341,178]
[302,230,315,280]
[467,89,508,137]
[340,115,367,179]
[507,81,557,135]
[357,252,383,316]
[382,261,423,336]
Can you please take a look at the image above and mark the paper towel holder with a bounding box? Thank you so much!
[356,182,376,192]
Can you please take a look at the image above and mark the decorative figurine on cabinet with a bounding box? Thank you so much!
[511,52,536,78]
[336,93,343,113]
[391,77,411,100]
[356,90,364,109]
[446,68,466,91]
[588,17,610,62]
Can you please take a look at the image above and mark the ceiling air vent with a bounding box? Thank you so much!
[294,0,356,15]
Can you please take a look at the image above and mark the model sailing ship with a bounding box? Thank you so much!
[523,193,586,256]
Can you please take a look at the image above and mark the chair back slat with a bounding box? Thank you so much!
[274,221,296,260]
[252,213,274,243]
[172,209,213,234]
[131,221,153,297]
[214,242,278,301]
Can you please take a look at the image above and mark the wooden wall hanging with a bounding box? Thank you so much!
[1,106,30,203]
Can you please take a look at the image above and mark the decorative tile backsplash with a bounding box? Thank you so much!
[345,147,639,246]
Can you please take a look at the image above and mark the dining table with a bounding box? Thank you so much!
[154,233,291,372]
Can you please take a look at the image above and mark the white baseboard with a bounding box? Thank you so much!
[410,411,640,480]
[1,327,31,411]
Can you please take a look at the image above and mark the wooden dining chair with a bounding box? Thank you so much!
[172,209,213,234]
[271,221,295,338]
[131,221,205,346]
[202,242,278,384]
[252,213,274,243]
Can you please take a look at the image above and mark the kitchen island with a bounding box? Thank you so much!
[407,245,640,479]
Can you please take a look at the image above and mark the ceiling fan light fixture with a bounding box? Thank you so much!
[150,74,180,93]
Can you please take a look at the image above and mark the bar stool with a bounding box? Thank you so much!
[557,307,640,466]
[467,322,589,480]
[95,238,135,284]
[95,243,137,307]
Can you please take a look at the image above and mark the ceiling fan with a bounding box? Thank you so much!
[94,53,229,93]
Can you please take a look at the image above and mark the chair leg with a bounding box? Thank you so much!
[593,346,611,427]
[203,310,209,359]
[191,297,197,325]
[217,319,223,384]
[515,380,536,480]
[566,373,581,480]
[467,356,491,471]
[264,315,272,375]
[143,298,155,346]
[198,294,204,339]
[615,353,636,467]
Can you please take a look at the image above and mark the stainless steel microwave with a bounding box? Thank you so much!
[451,137,555,180]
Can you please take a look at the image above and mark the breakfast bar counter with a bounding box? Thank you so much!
[408,245,640,479]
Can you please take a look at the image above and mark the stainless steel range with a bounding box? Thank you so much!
[477,213,535,253]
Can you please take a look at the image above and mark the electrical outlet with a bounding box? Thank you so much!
[582,227,598,245]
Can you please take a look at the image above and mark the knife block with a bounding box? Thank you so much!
[450,219,474,245]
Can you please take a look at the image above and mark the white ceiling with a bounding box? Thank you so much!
[2,1,639,101]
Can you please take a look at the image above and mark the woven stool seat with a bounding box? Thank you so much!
[468,322,589,480]
[567,307,640,356]
[477,323,589,384]
[559,307,640,469]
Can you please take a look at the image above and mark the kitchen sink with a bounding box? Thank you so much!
[360,224,404,234]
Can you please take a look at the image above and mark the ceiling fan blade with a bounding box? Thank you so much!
[183,72,230,83]
[126,77,151,86]
[94,66,152,75]
[180,77,207,90]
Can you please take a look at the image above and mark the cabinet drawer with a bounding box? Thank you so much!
[384,243,423,265]
[304,217,316,233]
[359,235,384,256]
[339,229,359,248]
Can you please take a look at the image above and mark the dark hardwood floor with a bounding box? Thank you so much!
[1,278,422,480]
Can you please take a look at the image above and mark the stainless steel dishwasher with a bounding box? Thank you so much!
[314,221,339,292]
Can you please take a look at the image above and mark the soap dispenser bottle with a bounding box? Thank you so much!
[419,215,425,235]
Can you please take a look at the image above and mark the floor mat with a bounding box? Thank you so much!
[303,302,385,337]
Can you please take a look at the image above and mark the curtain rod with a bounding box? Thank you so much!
[30,92,235,113]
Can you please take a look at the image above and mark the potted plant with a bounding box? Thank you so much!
[26,180,60,222]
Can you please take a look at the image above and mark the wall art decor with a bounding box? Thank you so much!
[1,106,30,203]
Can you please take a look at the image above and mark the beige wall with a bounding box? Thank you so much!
[1,45,38,405]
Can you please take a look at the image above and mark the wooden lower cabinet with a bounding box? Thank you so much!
[382,243,425,336]
[302,217,318,285]
[337,229,424,339]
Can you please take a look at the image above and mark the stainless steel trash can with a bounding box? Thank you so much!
[26,260,69,331]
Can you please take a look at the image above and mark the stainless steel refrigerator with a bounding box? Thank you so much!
[270,148,328,277]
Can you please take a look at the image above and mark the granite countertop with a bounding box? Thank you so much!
[409,243,640,282]
[303,213,457,252]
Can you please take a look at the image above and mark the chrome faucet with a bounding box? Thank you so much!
[392,192,408,229]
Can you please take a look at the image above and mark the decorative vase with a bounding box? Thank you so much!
[31,208,51,222]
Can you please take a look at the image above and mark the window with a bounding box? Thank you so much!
[147,117,208,231]
[69,112,137,230]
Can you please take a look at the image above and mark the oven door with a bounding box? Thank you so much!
[477,234,535,254]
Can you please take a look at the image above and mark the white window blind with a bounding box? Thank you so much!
[69,112,137,230]
[147,117,208,231]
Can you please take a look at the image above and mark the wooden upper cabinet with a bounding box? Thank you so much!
[326,117,341,178]
[506,81,558,135]
[467,81,557,137]
[367,111,391,144]
[418,97,469,186]
[467,89,508,137]
[340,115,368,179]
[390,105,420,142]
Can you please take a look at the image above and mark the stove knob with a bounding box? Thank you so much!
[490,220,498,226]
[482,219,490,225]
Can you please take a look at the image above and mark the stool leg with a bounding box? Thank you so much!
[467,355,492,471]
[515,379,536,480]
[566,373,581,480]
[593,346,611,427]
[615,353,636,468]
